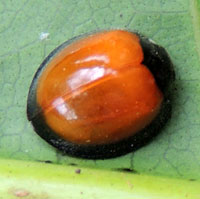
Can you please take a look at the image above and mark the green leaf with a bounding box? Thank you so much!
[0,0,200,197]
[0,158,200,199]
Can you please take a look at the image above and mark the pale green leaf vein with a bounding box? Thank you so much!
[190,0,200,62]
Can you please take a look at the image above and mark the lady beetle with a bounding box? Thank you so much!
[27,30,174,159]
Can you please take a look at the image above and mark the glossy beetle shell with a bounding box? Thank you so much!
[27,30,174,159]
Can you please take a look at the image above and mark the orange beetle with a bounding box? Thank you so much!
[27,30,174,159]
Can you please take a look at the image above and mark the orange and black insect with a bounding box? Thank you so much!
[27,30,175,159]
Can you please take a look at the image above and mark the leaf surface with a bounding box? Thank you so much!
[0,0,200,182]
